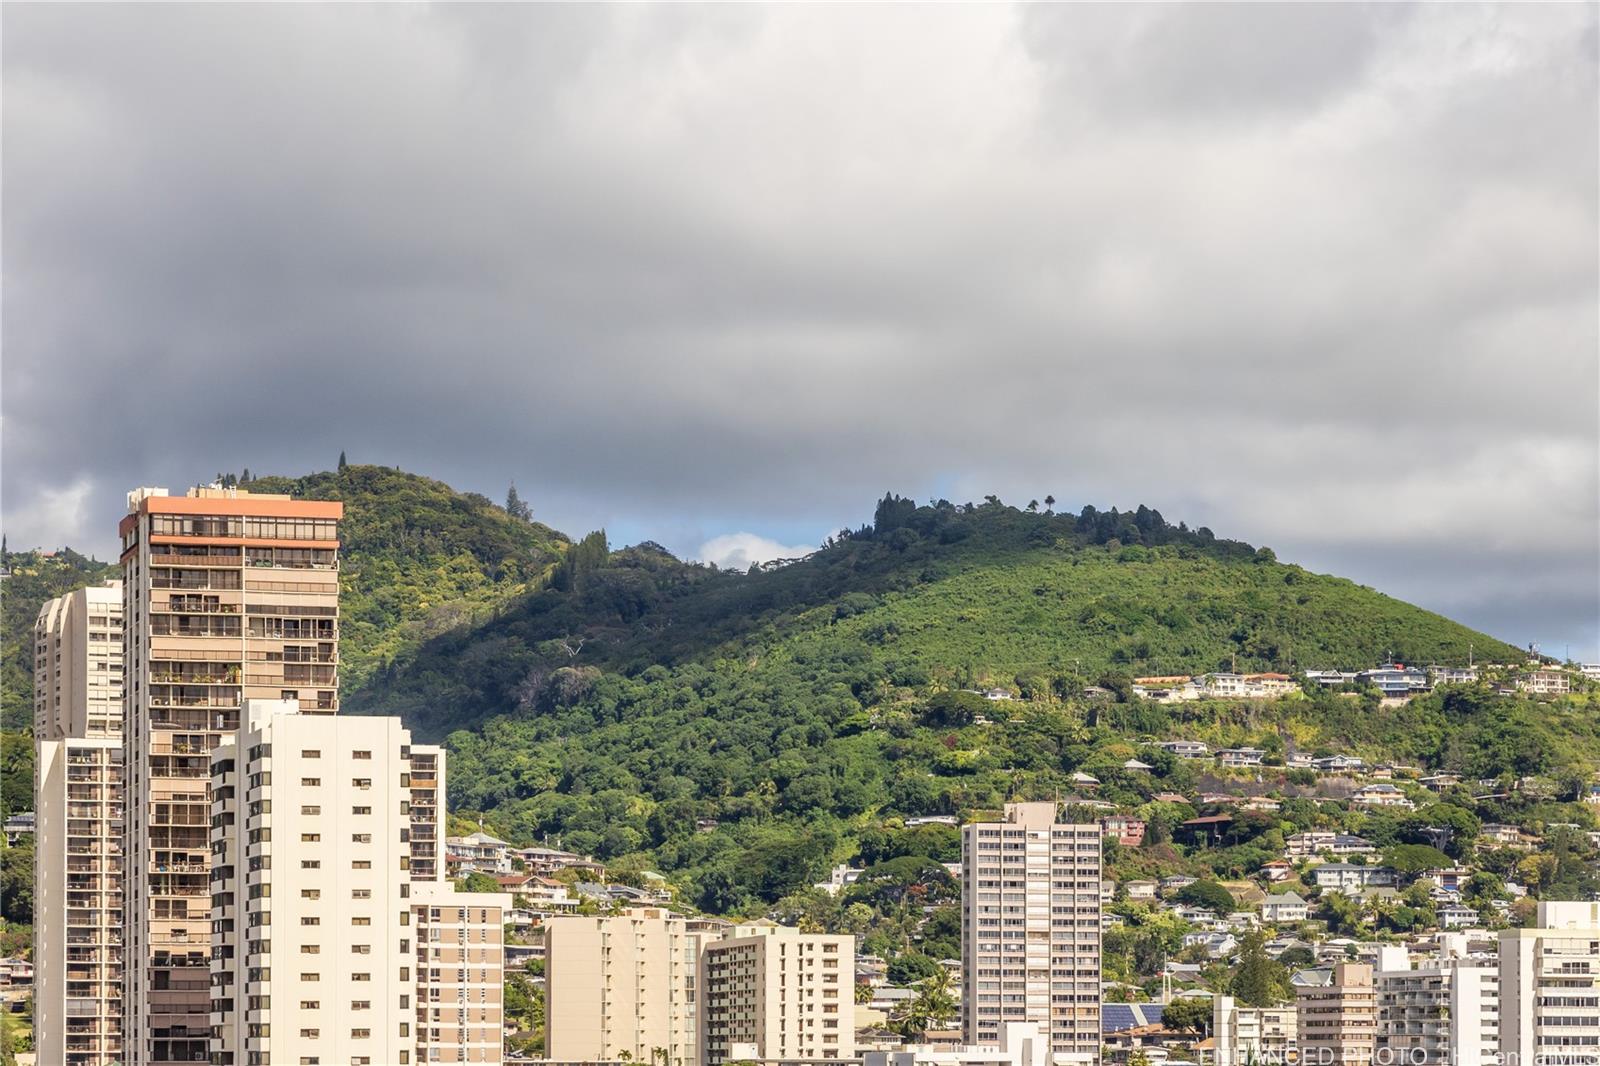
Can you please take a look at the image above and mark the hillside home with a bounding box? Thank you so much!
[1242,796,1282,813]
[1262,892,1310,924]
[1517,668,1572,695]
[1125,880,1158,901]
[1418,773,1462,792]
[1428,665,1479,685]
[1358,664,1430,697]
[1437,903,1480,929]
[1312,863,1398,893]
[1260,860,1294,883]
[1102,816,1147,847]
[1287,751,1315,769]
[1158,740,1210,759]
[447,830,516,874]
[1314,755,1366,773]
[1134,676,1201,702]
[1480,823,1536,849]
[1352,783,1414,809]
[1287,831,1377,857]
[1218,747,1266,767]
[1305,670,1360,687]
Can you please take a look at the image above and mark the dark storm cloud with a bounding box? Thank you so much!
[3,4,1596,655]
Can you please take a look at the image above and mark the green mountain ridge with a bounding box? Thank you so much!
[8,469,1592,919]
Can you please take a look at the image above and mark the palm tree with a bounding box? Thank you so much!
[1044,495,1056,514]
[898,968,957,1037]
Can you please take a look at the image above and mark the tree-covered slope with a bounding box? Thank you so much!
[350,495,1521,736]
[0,548,120,731]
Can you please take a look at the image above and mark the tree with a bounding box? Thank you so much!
[506,482,533,521]
[1044,495,1056,514]
[1229,929,1289,1006]
[337,450,348,470]
[1162,995,1210,1034]
[0,841,33,924]
[1177,880,1235,915]
[888,953,941,986]
[898,967,957,1037]
[458,870,500,895]
[1384,843,1452,877]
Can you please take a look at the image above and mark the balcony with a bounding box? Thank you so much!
[150,553,242,567]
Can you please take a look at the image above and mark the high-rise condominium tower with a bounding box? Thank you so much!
[34,576,128,1062]
[1500,902,1600,1064]
[960,802,1102,1064]
[33,582,127,1066]
[35,581,126,742]
[119,486,341,1066]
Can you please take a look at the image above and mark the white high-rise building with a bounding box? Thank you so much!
[34,581,124,741]
[33,582,126,1066]
[699,924,855,1065]
[1500,902,1600,1066]
[960,802,1101,1064]
[207,700,503,1066]
[1377,936,1498,1066]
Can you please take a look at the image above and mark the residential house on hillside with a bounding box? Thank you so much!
[1359,664,1430,697]
[1518,668,1572,695]
[1218,747,1266,768]
[1312,863,1398,894]
[447,830,515,874]
[1102,816,1146,847]
[1352,783,1414,809]
[1260,860,1295,882]
[1158,740,1210,759]
[1428,665,1479,685]
[1134,676,1200,702]
[1199,673,1298,699]
[1262,892,1310,924]
[1314,755,1365,773]
[1305,670,1360,687]
[1480,824,1537,849]
[1287,831,1377,857]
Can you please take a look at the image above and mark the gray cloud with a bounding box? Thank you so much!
[3,3,1596,656]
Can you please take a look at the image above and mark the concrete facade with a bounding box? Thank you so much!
[699,924,854,1065]
[120,487,342,1066]
[961,802,1101,1064]
[1499,902,1600,1066]
[545,909,706,1066]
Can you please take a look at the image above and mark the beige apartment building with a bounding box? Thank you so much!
[33,583,126,1066]
[35,581,125,741]
[1500,901,1600,1066]
[960,802,1102,1064]
[414,880,506,1064]
[34,738,126,1066]
[699,924,854,1066]
[1211,997,1295,1066]
[208,700,504,1066]
[1296,962,1377,1064]
[120,486,342,1066]
[545,908,707,1066]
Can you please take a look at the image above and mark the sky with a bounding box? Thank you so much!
[3,4,1597,659]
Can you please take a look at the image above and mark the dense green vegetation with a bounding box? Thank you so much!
[0,547,119,731]
[348,491,1559,913]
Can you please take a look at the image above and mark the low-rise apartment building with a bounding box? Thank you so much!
[1212,996,1296,1066]
[699,924,854,1065]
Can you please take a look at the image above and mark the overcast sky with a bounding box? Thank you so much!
[4,4,1596,659]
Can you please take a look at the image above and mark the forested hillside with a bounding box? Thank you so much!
[349,494,1521,736]
[340,492,1568,914]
